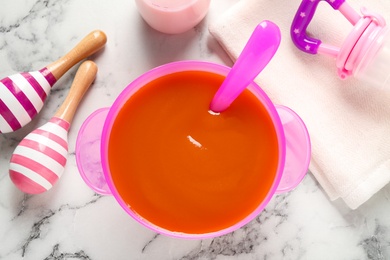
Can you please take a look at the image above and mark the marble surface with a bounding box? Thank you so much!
[1,0,390,259]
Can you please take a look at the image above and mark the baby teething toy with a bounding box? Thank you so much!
[291,0,390,88]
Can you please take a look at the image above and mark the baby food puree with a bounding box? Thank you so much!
[108,70,279,234]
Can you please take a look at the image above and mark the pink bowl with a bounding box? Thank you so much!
[75,60,311,239]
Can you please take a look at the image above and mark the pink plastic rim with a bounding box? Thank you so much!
[75,108,111,195]
[336,17,371,79]
[99,61,287,239]
[274,105,311,194]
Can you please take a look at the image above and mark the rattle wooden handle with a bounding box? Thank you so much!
[54,60,98,123]
[46,30,106,80]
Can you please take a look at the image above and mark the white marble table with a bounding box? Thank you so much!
[1,0,390,259]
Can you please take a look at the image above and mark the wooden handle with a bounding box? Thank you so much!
[46,30,106,80]
[54,61,98,123]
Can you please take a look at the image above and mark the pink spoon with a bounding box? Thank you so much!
[9,61,98,194]
[0,30,106,133]
[209,20,281,112]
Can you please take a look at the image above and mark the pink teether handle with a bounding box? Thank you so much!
[291,0,347,56]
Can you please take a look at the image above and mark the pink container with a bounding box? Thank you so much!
[134,0,211,34]
[75,61,311,239]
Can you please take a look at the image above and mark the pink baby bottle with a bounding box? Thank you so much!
[135,0,211,34]
[291,0,390,88]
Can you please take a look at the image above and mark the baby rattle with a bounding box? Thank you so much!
[0,30,106,133]
[9,60,98,194]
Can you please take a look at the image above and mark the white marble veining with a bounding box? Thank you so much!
[1,0,390,259]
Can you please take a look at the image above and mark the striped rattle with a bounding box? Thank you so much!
[0,30,106,134]
[9,61,98,194]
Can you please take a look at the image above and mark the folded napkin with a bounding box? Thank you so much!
[209,0,390,209]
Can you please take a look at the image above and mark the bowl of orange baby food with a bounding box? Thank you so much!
[75,60,311,239]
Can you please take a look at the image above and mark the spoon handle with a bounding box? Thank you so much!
[54,61,98,124]
[210,21,281,112]
[46,30,106,80]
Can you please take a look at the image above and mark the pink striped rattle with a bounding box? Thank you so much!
[0,30,106,134]
[9,60,98,194]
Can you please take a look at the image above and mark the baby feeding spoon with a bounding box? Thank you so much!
[9,60,98,194]
[210,20,281,112]
[0,30,106,134]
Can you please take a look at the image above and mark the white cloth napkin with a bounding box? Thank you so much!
[209,0,390,209]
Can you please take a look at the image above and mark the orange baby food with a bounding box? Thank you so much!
[108,70,279,234]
